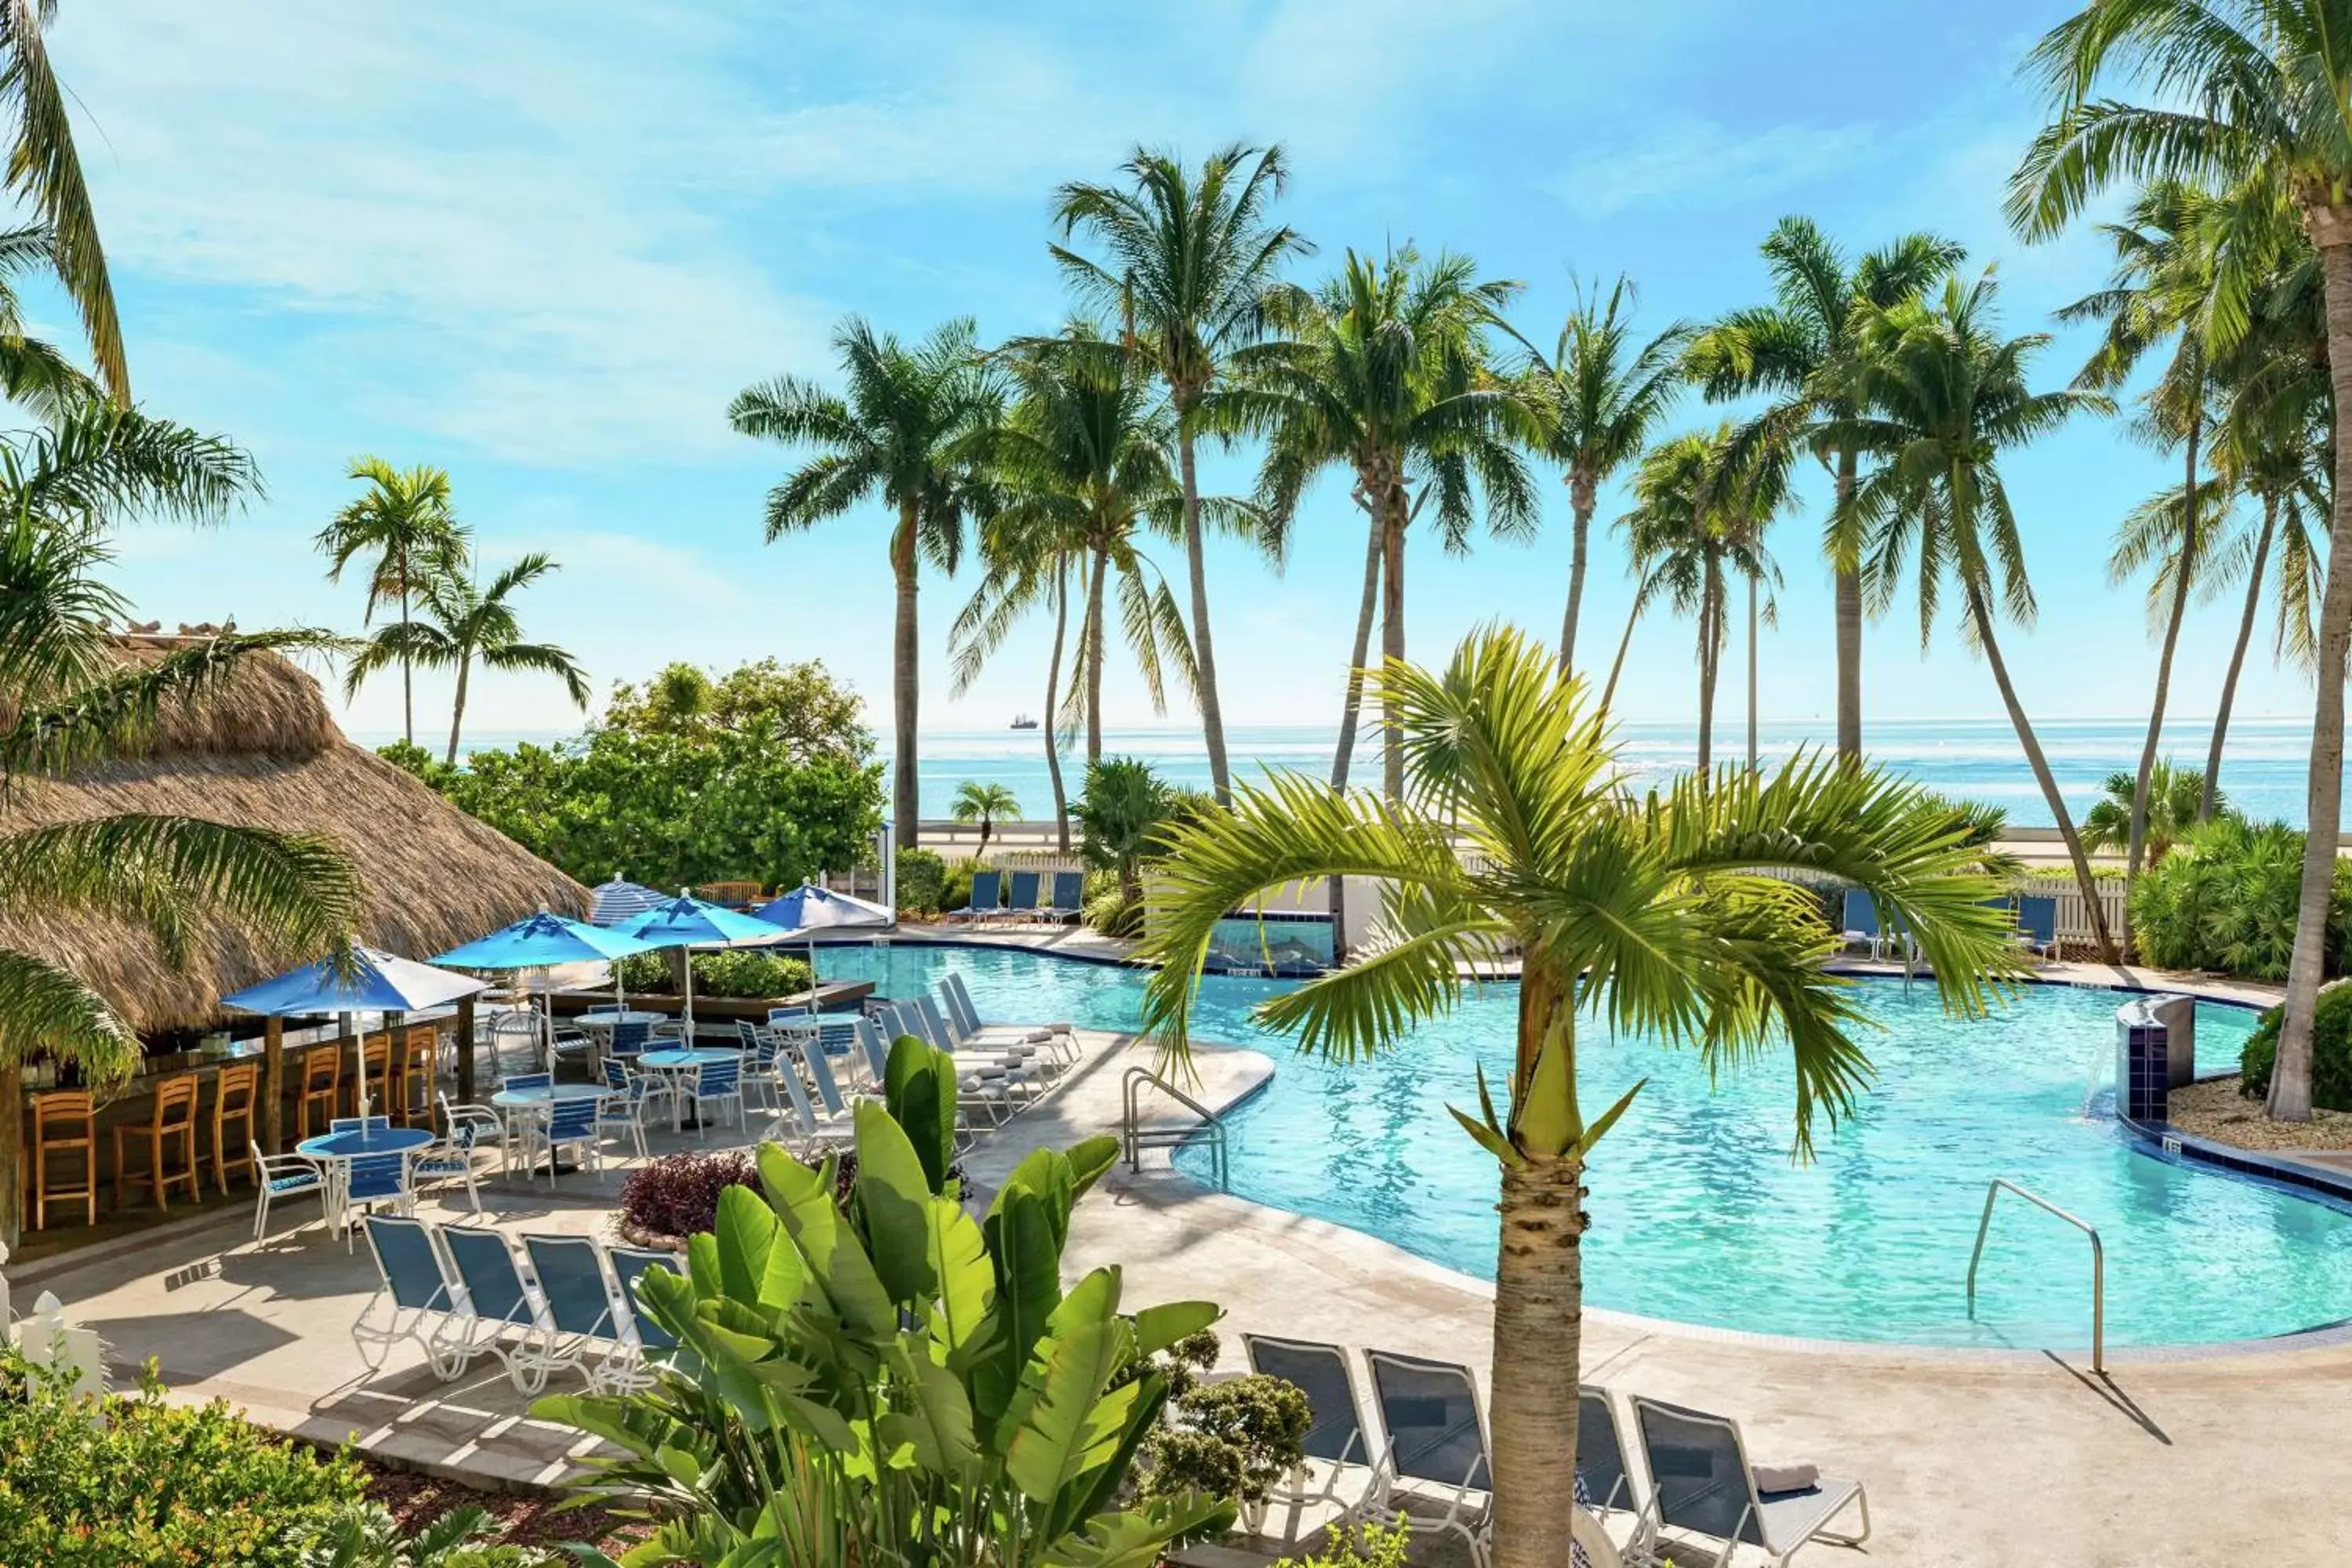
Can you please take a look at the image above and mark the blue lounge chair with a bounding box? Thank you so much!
[2016,894,2060,960]
[1000,869,1044,925]
[609,1244,680,1380]
[1044,869,1087,924]
[801,1038,854,1119]
[438,1225,554,1392]
[1364,1348,1493,1568]
[853,1015,890,1082]
[1628,1395,1868,1568]
[354,1214,471,1378]
[777,1054,852,1147]
[952,869,1003,924]
[521,1233,635,1392]
[1240,1334,1385,1543]
[1838,889,1882,957]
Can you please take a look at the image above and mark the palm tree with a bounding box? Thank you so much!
[2083,761,2218,865]
[1237,245,1537,797]
[2061,180,2226,883]
[1504,275,1690,675]
[952,536,1078,852]
[1686,218,1965,765]
[1051,144,1311,806]
[949,779,1020,857]
[343,553,589,765]
[1137,626,2015,1568]
[1832,271,2122,960]
[0,5,127,400]
[314,459,469,748]
[2009,0,2352,1116]
[729,318,999,851]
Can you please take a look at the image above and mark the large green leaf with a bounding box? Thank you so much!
[1004,1315,1142,1506]
[993,1145,1079,1248]
[759,1140,896,1342]
[1065,1134,1120,1202]
[713,1183,784,1305]
[1044,1490,1240,1568]
[884,1031,959,1193]
[976,1185,1067,1423]
[1129,1300,1219,1359]
[880,1329,981,1475]
[854,1098,937,1304]
[927,1192,994,1359]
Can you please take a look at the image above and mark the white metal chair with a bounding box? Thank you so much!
[250,1142,327,1240]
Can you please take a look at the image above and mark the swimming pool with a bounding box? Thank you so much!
[816,941,2352,1350]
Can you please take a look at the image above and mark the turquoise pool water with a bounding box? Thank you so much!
[817,942,2352,1349]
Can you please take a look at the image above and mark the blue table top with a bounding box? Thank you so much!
[296,1127,435,1159]
[574,1010,668,1025]
[641,1047,740,1069]
[491,1082,611,1108]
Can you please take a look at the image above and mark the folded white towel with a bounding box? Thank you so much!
[1751,1462,1820,1494]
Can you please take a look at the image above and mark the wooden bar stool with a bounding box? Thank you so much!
[394,1026,440,1127]
[24,1090,96,1230]
[205,1062,260,1193]
[296,1043,341,1142]
[113,1072,201,1212]
[354,1032,394,1117]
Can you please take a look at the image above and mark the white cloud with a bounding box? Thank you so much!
[1552,120,1882,218]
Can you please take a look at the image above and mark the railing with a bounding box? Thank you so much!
[1121,1066,1228,1190]
[1965,1178,2105,1373]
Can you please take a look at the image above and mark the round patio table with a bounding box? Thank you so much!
[295,1125,434,1232]
[491,1081,611,1177]
[639,1047,741,1132]
[570,1008,672,1073]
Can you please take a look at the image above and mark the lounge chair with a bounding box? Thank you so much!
[437,1225,557,1393]
[919,994,1060,1076]
[521,1233,638,1393]
[1000,869,1044,926]
[1838,889,1882,959]
[952,869,1003,924]
[1578,1385,1646,1551]
[1044,869,1087,924]
[800,1037,864,1119]
[608,1244,679,1386]
[1240,1334,1387,1544]
[942,972,1079,1063]
[776,1055,855,1149]
[2016,894,2060,960]
[1363,1349,1494,1568]
[1628,1395,1869,1568]
[354,1214,473,1379]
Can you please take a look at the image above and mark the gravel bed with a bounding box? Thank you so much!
[2167,1076,2352,1152]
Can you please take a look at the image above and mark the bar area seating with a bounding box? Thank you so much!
[111,1071,202,1213]
[297,1043,341,1142]
[395,1025,440,1127]
[205,1060,260,1194]
[356,1031,394,1117]
[26,1089,97,1230]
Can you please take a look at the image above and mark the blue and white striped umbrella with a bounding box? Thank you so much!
[753,883,894,935]
[588,877,668,927]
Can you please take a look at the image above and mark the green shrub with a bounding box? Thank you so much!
[895,847,946,914]
[292,1500,562,1566]
[941,856,984,916]
[2129,815,2352,979]
[612,949,812,1000]
[2238,985,2352,1110]
[0,1354,365,1567]
[1274,1522,1413,1568]
[1144,1373,1312,1507]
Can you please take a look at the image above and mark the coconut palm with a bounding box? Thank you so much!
[1831,270,2122,960]
[1237,245,1537,797]
[1504,275,1690,676]
[729,317,999,851]
[949,779,1020,857]
[2009,0,2352,1116]
[314,459,469,748]
[343,553,589,766]
[1137,626,2016,1568]
[952,535,1079,851]
[0,5,126,401]
[1685,219,1965,765]
[1051,143,1311,806]
[2083,761,2218,865]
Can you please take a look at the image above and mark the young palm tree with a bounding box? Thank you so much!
[1504,275,1690,675]
[1138,626,2015,1568]
[949,779,1020,857]
[1831,271,2122,959]
[2082,760,2217,865]
[343,553,590,765]
[1051,144,1311,805]
[2062,180,2226,881]
[1686,220,1964,766]
[729,318,999,851]
[2009,0,2352,1115]
[314,458,469,748]
[0,4,127,400]
[1237,245,1537,797]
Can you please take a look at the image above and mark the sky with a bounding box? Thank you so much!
[35,1,2304,754]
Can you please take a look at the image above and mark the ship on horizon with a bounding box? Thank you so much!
[1010,713,1040,730]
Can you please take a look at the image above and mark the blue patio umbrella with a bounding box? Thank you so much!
[223,945,488,1117]
[616,893,789,1036]
[431,909,660,1051]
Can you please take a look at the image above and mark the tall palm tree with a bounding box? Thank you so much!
[0,3,127,401]
[2009,0,2352,1116]
[730,318,999,851]
[1137,627,2015,1568]
[314,459,469,748]
[1830,272,2120,959]
[2061,180,2226,883]
[1504,275,1690,675]
[343,553,589,765]
[1051,144,1311,805]
[1237,245,1537,797]
[1686,218,1965,765]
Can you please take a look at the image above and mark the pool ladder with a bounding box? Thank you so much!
[1965,1178,2105,1373]
[1120,1067,1228,1190]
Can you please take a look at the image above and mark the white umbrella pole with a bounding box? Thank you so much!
[681,945,695,1043]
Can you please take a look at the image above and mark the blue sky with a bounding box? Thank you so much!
[41,1,2305,751]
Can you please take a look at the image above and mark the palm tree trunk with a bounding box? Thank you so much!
[0,1061,19,1252]
[1557,474,1596,676]
[2203,497,2275,822]
[1085,546,1109,768]
[1331,499,1383,791]
[1833,449,1863,767]
[1968,579,2117,961]
[891,502,923,851]
[1044,562,1072,855]
[1176,423,1231,805]
[444,652,471,767]
[2129,411,2201,886]
[1381,488,1407,800]
[2270,222,2352,1123]
[399,578,415,749]
[1695,568,1718,779]
[1599,584,1643,717]
[1746,570,1759,773]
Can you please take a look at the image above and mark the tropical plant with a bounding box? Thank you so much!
[0,223,96,416]
[1504,274,1690,675]
[1237,244,1537,797]
[2008,0,2352,1117]
[1685,217,1965,765]
[730,317,1000,852]
[1053,143,1311,805]
[535,1035,1234,1567]
[343,553,588,765]
[292,1501,560,1568]
[603,657,870,762]
[612,948,814,1002]
[2241,984,2352,1109]
[950,779,1021,855]
[1829,270,2122,960]
[1074,754,1175,931]
[2126,813,2352,978]
[1137,626,2016,1568]
[2083,761,2218,866]
[0,5,126,400]
[894,845,948,914]
[614,1149,763,1246]
[1141,1364,1311,1510]
[315,459,470,747]
[1272,1522,1414,1568]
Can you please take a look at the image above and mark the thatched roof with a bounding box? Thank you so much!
[0,641,587,1035]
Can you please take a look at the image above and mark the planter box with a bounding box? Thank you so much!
[549,981,874,1022]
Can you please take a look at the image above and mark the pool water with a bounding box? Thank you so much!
[817,942,2352,1349]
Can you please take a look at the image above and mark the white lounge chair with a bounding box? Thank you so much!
[1363,1349,1494,1568]
[1628,1395,1869,1568]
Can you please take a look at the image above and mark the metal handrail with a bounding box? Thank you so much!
[1966,1178,2105,1373]
[1121,1066,1227,1189]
